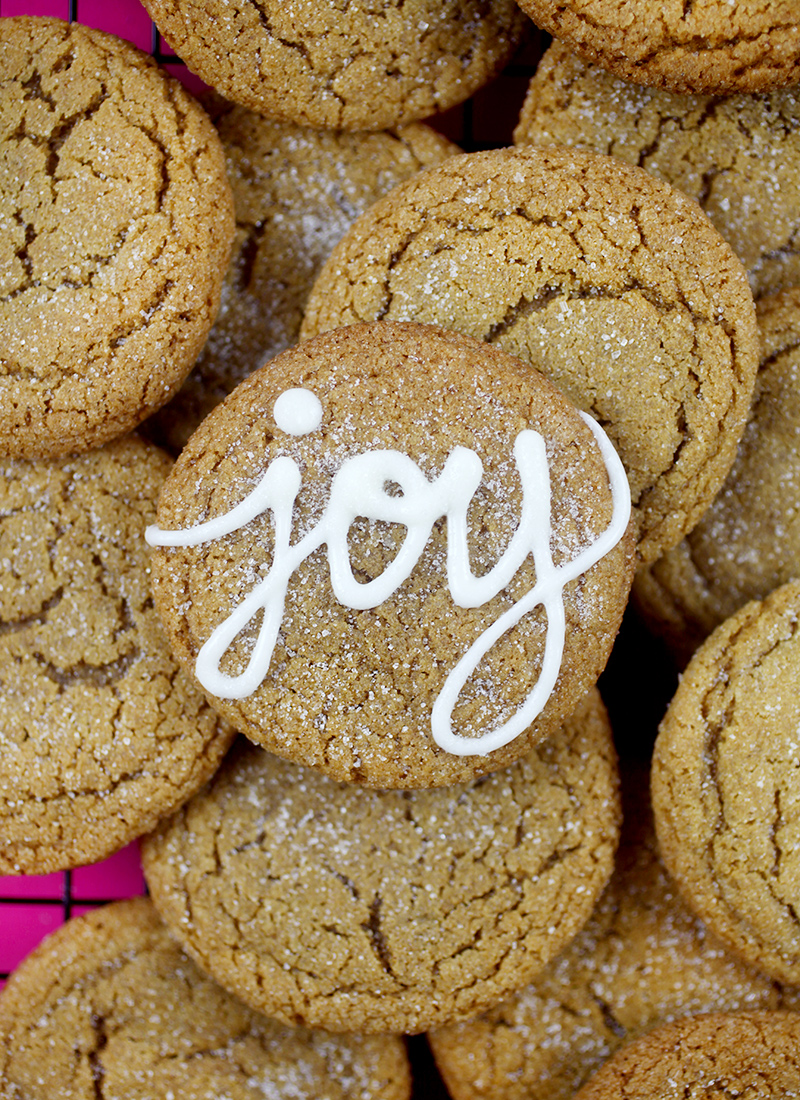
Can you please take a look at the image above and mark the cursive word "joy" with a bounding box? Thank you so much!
[146,388,630,757]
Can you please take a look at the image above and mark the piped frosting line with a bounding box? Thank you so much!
[146,391,630,757]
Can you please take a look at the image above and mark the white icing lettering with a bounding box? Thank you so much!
[146,389,630,757]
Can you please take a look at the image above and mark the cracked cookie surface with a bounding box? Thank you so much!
[0,435,235,875]
[0,17,234,459]
[514,42,800,300]
[634,289,800,665]
[0,897,412,1100]
[141,688,620,1035]
[149,321,635,789]
[652,579,800,985]
[300,146,759,564]
[146,105,459,454]
[142,0,527,131]
[572,1011,800,1099]
[514,0,800,94]
[429,762,800,1100]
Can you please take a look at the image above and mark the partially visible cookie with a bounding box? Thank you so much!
[634,289,800,665]
[147,321,634,789]
[142,688,621,1035]
[301,145,760,564]
[0,17,234,459]
[0,436,234,875]
[0,897,412,1100]
[514,0,800,95]
[142,0,528,131]
[146,109,459,454]
[652,580,800,986]
[514,42,800,300]
[428,762,800,1100]
[572,1012,800,1099]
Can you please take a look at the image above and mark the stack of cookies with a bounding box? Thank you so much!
[2,2,800,1097]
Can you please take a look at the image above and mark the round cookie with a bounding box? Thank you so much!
[142,0,528,132]
[428,762,800,1100]
[300,146,760,565]
[513,0,800,95]
[0,897,412,1100]
[652,579,800,986]
[147,320,634,789]
[0,17,234,459]
[141,688,621,1035]
[514,42,800,300]
[572,1012,800,1100]
[146,107,459,454]
[634,288,800,666]
[0,436,235,875]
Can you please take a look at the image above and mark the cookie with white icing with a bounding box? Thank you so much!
[148,321,634,789]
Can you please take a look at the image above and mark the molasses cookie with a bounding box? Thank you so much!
[141,688,621,1035]
[147,321,634,789]
[514,0,800,95]
[0,17,234,459]
[429,763,800,1100]
[301,146,759,564]
[0,897,412,1100]
[652,579,800,986]
[634,288,800,665]
[572,1012,800,1100]
[142,0,528,132]
[514,42,800,300]
[0,436,234,875]
[147,108,459,454]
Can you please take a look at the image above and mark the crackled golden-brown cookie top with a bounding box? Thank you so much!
[0,898,412,1100]
[652,579,800,986]
[0,436,234,875]
[634,289,800,665]
[572,1012,800,1100]
[301,146,759,564]
[514,42,800,300]
[142,0,528,131]
[515,0,800,95]
[147,321,634,789]
[429,763,800,1100]
[0,17,234,459]
[142,688,620,1035]
[146,107,459,454]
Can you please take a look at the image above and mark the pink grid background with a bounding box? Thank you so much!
[0,0,540,991]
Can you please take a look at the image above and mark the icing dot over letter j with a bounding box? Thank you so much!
[146,389,630,758]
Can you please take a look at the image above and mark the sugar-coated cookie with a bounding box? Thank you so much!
[146,106,459,454]
[0,436,234,875]
[514,42,800,300]
[572,1012,800,1099]
[428,763,800,1100]
[0,897,412,1100]
[0,17,234,459]
[514,0,800,95]
[142,0,528,131]
[142,688,620,1035]
[652,580,800,986]
[634,289,800,665]
[300,146,759,565]
[147,320,634,789]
